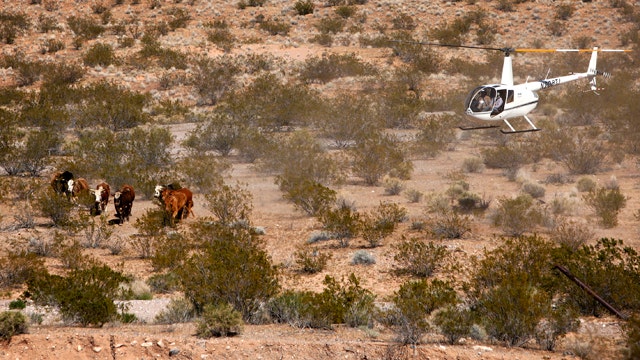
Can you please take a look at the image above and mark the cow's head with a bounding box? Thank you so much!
[90,188,102,203]
[154,185,165,199]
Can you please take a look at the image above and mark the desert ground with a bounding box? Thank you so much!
[0,0,639,359]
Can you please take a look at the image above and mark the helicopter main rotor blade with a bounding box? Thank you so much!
[513,48,632,53]
[386,41,632,54]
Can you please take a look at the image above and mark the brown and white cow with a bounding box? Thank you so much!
[50,171,74,197]
[67,178,90,202]
[114,184,135,222]
[90,182,110,216]
[154,184,194,219]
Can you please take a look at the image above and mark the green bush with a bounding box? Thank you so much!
[582,186,627,228]
[294,0,314,15]
[155,298,196,324]
[0,311,28,342]
[178,223,280,320]
[335,5,355,18]
[0,251,46,288]
[294,245,332,274]
[147,272,182,294]
[521,181,546,199]
[576,176,597,192]
[391,12,416,30]
[379,279,456,345]
[428,210,471,239]
[196,303,243,338]
[315,16,345,34]
[393,237,448,277]
[492,194,544,236]
[433,306,474,345]
[206,27,235,52]
[67,15,105,40]
[350,132,412,186]
[359,202,405,247]
[461,157,485,173]
[191,56,240,105]
[8,299,26,310]
[166,7,191,30]
[26,264,131,326]
[298,53,377,84]
[204,181,253,226]
[317,201,360,247]
[183,112,244,157]
[0,10,30,44]
[277,178,337,217]
[625,314,640,360]
[83,42,117,67]
[316,93,382,148]
[259,19,290,36]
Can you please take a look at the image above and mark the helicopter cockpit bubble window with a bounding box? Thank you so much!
[465,86,495,113]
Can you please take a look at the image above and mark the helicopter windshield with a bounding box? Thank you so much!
[465,86,497,113]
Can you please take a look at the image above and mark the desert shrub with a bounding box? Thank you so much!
[37,13,60,33]
[82,215,114,249]
[147,272,182,294]
[294,0,314,15]
[582,186,627,228]
[183,112,244,157]
[224,73,322,130]
[0,10,30,44]
[625,314,640,360]
[317,93,382,148]
[382,177,404,195]
[335,5,355,18]
[72,81,150,131]
[294,245,332,274]
[550,218,594,251]
[427,210,471,239]
[176,154,229,194]
[317,274,376,327]
[492,194,544,236]
[2,53,43,86]
[359,202,405,247]
[391,12,415,30]
[481,144,527,179]
[455,192,490,214]
[204,181,253,226]
[478,279,552,347]
[412,115,458,158]
[534,299,580,351]
[461,157,484,173]
[315,16,345,34]
[387,32,440,73]
[351,250,375,265]
[560,135,607,174]
[0,129,59,176]
[83,42,117,67]
[26,264,131,326]
[150,232,191,271]
[433,306,474,345]
[0,251,46,288]
[238,0,266,8]
[178,223,280,320]
[555,3,575,20]
[558,238,640,316]
[576,176,597,192]
[298,53,377,84]
[379,279,456,345]
[544,172,572,185]
[317,201,360,247]
[42,62,85,85]
[196,303,243,338]
[8,299,25,310]
[206,27,235,52]
[521,181,546,199]
[155,297,196,324]
[67,15,104,40]
[41,38,65,53]
[393,237,449,277]
[166,7,191,30]
[267,290,322,328]
[0,311,28,342]
[404,188,423,203]
[467,235,575,347]
[34,188,77,228]
[191,56,240,105]
[277,178,337,217]
[259,18,290,36]
[351,132,412,185]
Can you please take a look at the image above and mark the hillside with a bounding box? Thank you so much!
[0,0,639,359]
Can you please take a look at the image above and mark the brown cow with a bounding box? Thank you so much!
[114,185,135,222]
[90,182,110,216]
[67,178,89,202]
[164,191,188,224]
[50,171,74,197]
[154,184,194,219]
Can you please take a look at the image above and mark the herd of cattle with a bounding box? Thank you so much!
[50,171,194,224]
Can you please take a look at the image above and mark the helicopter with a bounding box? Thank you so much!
[392,42,631,134]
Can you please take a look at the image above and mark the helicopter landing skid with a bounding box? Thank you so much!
[500,128,542,134]
[459,124,501,131]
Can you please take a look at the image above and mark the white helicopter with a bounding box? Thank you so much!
[393,42,630,134]
[459,46,630,133]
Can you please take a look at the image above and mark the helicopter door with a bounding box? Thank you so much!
[491,89,507,115]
